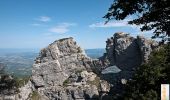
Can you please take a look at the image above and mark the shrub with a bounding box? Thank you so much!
[63,79,70,86]
[121,44,170,100]
[30,91,41,100]
[14,76,30,88]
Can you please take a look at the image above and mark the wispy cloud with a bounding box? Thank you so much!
[89,18,136,28]
[49,23,76,34]
[37,16,51,22]
[89,21,128,28]
[89,18,154,38]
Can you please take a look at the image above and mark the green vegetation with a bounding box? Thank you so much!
[0,69,30,93]
[118,44,170,100]
[87,76,100,88]
[104,1,170,99]
[75,69,83,74]
[63,78,70,86]
[30,91,41,100]
[58,37,73,42]
[14,76,30,88]
[104,0,170,41]
[0,74,18,92]
[77,47,82,53]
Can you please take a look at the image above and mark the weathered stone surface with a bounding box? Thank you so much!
[1,33,158,100]
[16,81,33,100]
[136,35,158,62]
[30,34,158,99]
[97,32,158,97]
[100,80,110,92]
[100,32,158,71]
[31,37,100,100]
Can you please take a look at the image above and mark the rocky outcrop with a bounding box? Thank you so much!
[0,33,158,100]
[31,37,104,100]
[136,35,158,63]
[30,33,158,100]
[17,81,33,100]
[0,74,33,100]
[100,32,158,70]
[97,32,158,96]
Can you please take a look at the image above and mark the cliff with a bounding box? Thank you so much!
[31,37,106,100]
[97,32,158,95]
[0,32,158,100]
[100,32,158,71]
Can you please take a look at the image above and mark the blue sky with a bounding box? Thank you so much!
[0,0,153,49]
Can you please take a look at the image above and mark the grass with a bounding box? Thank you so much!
[14,76,30,88]
[87,76,100,88]
[77,47,82,53]
[75,69,83,74]
[30,91,41,100]
[63,79,70,86]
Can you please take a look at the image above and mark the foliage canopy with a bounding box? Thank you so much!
[104,0,170,40]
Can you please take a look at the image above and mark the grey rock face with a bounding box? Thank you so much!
[32,38,91,87]
[16,81,34,100]
[30,34,158,100]
[136,35,158,62]
[31,37,100,100]
[98,32,158,95]
[0,33,158,100]
[100,32,158,71]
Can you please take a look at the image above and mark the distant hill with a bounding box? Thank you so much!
[0,48,105,77]
[85,48,105,59]
[0,48,39,55]
[0,49,39,77]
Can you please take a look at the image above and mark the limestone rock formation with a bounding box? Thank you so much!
[98,32,158,95]
[0,33,159,100]
[31,37,102,100]
[30,34,158,99]
[100,32,158,71]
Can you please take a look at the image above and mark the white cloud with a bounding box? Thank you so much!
[89,21,128,28]
[89,17,154,38]
[89,18,137,28]
[49,23,76,34]
[37,16,51,22]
